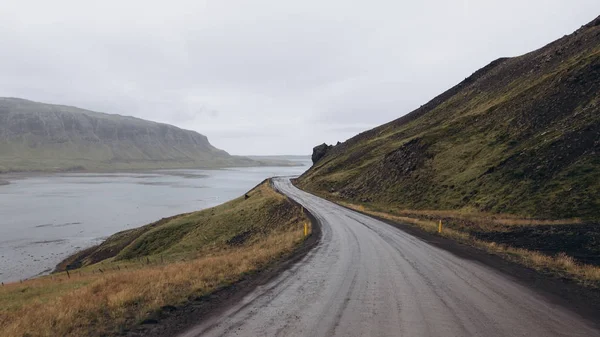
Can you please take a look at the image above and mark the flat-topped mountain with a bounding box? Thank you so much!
[0,98,261,172]
[298,15,600,220]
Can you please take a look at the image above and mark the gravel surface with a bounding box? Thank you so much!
[177,178,600,337]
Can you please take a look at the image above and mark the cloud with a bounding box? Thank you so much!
[1,0,599,154]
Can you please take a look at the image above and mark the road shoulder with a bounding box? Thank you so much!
[336,202,600,330]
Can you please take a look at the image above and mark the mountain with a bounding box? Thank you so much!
[0,98,262,172]
[298,15,600,220]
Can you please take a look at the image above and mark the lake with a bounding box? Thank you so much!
[0,159,310,283]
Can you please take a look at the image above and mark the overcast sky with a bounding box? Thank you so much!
[1,1,599,155]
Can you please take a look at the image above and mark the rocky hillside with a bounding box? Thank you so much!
[0,98,260,172]
[298,15,600,220]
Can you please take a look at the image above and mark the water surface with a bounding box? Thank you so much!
[0,160,309,283]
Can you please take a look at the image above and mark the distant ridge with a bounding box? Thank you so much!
[0,97,262,172]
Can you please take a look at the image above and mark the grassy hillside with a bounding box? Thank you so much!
[0,181,312,337]
[298,16,600,221]
[57,180,307,269]
[0,98,281,172]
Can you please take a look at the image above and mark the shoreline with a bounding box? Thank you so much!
[0,162,307,179]
[0,165,311,284]
[0,158,307,176]
[0,164,309,185]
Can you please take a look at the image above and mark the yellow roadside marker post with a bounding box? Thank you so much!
[438,220,443,233]
[304,223,309,237]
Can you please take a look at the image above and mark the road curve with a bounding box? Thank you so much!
[178,178,599,337]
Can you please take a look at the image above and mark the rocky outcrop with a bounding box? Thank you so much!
[311,143,333,164]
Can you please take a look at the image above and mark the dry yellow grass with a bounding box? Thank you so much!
[341,202,600,288]
[376,208,581,227]
[0,229,307,337]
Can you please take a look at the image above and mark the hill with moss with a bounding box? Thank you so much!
[298,16,600,220]
[0,98,264,172]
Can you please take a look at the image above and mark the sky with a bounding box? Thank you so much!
[1,1,599,155]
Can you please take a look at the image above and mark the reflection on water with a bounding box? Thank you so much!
[0,159,310,283]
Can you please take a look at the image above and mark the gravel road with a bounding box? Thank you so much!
[177,178,599,337]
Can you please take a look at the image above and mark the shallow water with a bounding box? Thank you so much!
[0,160,310,283]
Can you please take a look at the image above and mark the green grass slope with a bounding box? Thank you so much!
[56,179,305,270]
[298,16,600,220]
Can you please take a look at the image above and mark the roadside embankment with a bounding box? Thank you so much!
[0,179,319,337]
